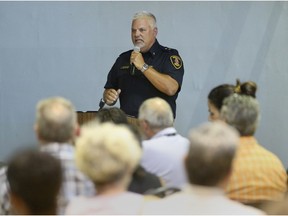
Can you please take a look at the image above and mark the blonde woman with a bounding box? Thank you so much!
[65,122,145,214]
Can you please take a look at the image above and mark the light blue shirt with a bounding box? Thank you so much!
[141,127,190,188]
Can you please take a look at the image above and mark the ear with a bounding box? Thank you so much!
[184,154,189,171]
[153,27,158,37]
[34,124,41,141]
[10,192,29,214]
[33,123,38,134]
[139,120,150,139]
[74,123,81,137]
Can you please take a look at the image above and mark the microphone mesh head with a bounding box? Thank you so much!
[134,46,140,52]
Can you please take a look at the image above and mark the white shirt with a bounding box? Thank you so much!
[143,184,265,215]
[141,127,190,188]
[65,191,144,215]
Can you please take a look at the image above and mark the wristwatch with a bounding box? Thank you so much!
[141,63,149,73]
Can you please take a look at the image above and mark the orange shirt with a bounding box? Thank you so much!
[226,136,287,203]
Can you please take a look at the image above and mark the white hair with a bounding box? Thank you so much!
[138,97,174,130]
[132,11,157,29]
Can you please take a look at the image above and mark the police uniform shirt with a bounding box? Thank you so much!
[104,39,184,118]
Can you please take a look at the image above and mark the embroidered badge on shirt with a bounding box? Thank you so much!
[170,56,182,69]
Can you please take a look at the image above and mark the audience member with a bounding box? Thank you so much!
[208,79,257,121]
[65,122,146,214]
[96,107,129,124]
[96,107,162,194]
[144,122,264,214]
[221,94,287,206]
[139,97,189,188]
[0,97,95,214]
[7,148,62,215]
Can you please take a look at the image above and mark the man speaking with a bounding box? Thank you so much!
[102,11,184,118]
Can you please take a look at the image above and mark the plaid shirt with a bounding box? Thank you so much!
[0,143,96,215]
[0,167,8,215]
[225,136,287,203]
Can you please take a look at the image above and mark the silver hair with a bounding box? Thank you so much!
[186,121,239,186]
[138,97,173,130]
[220,94,260,136]
[35,97,77,143]
[132,11,157,29]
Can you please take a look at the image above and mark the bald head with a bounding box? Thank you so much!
[138,97,173,130]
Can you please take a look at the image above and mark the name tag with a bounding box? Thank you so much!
[120,65,130,70]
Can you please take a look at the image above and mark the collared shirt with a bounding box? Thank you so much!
[143,184,265,215]
[226,136,287,203]
[104,39,184,118]
[140,127,190,188]
[0,143,96,215]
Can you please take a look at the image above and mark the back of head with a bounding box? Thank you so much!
[96,107,128,125]
[208,84,235,111]
[186,121,239,187]
[35,97,77,143]
[138,97,174,130]
[208,79,257,111]
[7,148,62,215]
[75,122,142,187]
[221,94,260,136]
[132,11,157,29]
[96,108,142,149]
[235,79,257,98]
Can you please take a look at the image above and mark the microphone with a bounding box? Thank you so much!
[130,46,140,76]
[98,98,105,111]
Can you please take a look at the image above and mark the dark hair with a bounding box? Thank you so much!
[208,79,257,110]
[96,108,128,124]
[97,107,143,145]
[208,84,235,110]
[235,79,257,98]
[7,148,62,215]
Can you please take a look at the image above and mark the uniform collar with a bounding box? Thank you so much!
[143,39,160,58]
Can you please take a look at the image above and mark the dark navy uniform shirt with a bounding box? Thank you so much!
[104,39,184,118]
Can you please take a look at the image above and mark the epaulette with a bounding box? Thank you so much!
[162,46,178,53]
[119,49,132,57]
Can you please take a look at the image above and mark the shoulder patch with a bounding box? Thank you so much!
[170,55,182,69]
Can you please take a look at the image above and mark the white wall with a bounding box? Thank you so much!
[1,1,288,166]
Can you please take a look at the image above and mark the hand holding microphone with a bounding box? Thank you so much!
[130,46,141,75]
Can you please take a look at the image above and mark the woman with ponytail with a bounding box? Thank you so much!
[207,79,257,121]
